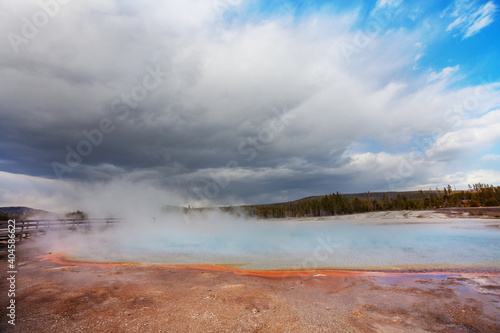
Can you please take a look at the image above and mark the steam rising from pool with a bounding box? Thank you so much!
[39,211,500,271]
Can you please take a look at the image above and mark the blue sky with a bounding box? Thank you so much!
[247,0,500,86]
[242,0,500,159]
[0,0,499,211]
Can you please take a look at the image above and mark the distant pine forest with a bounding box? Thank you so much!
[236,183,500,219]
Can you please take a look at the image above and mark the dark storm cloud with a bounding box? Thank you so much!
[0,0,499,210]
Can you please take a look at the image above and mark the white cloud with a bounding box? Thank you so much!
[481,154,500,162]
[429,109,500,160]
[442,169,500,188]
[374,0,403,10]
[426,65,460,82]
[446,0,497,38]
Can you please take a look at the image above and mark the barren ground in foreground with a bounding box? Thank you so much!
[1,239,499,333]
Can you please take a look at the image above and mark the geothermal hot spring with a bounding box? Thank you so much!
[51,212,500,271]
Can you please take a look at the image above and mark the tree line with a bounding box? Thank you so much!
[240,183,500,219]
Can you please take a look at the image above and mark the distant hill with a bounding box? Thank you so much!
[246,190,439,208]
[0,206,53,220]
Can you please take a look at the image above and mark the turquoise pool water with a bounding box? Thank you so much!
[69,216,500,271]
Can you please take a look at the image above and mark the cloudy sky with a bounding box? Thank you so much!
[0,0,499,211]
